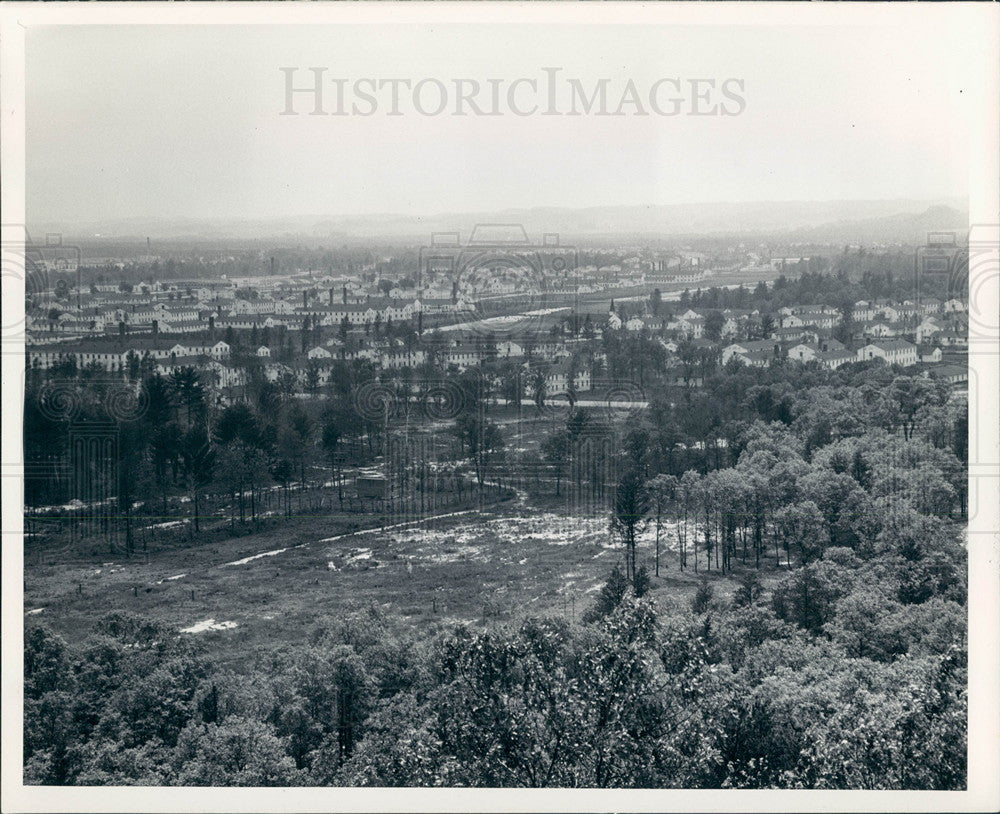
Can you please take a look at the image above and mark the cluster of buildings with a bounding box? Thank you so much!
[26,330,593,400]
[716,298,967,376]
[25,269,598,399]
[28,275,477,338]
[26,259,969,402]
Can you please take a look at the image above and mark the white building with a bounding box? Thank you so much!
[722,340,780,366]
[915,317,946,344]
[379,350,424,369]
[856,340,918,367]
[542,362,592,396]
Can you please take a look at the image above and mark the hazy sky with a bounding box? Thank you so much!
[27,22,973,224]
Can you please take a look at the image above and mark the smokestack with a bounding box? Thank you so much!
[152,319,158,335]
[209,315,215,340]
[329,287,334,306]
[343,285,347,305]
[451,280,458,304]
[303,290,308,308]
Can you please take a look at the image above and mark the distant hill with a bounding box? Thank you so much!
[36,198,967,245]
[786,205,968,245]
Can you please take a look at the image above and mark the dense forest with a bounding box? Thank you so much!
[25,566,966,788]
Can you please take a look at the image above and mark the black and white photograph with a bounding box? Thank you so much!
[2,3,998,812]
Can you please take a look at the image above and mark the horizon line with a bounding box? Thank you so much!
[29,195,969,231]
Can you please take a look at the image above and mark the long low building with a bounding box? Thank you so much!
[856,339,918,367]
[27,339,231,370]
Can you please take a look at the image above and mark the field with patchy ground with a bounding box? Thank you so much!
[23,486,751,671]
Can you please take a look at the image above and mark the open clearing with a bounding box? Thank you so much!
[23,495,731,670]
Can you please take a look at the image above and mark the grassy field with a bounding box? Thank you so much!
[22,486,757,671]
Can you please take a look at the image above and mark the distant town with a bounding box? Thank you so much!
[24,235,970,401]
